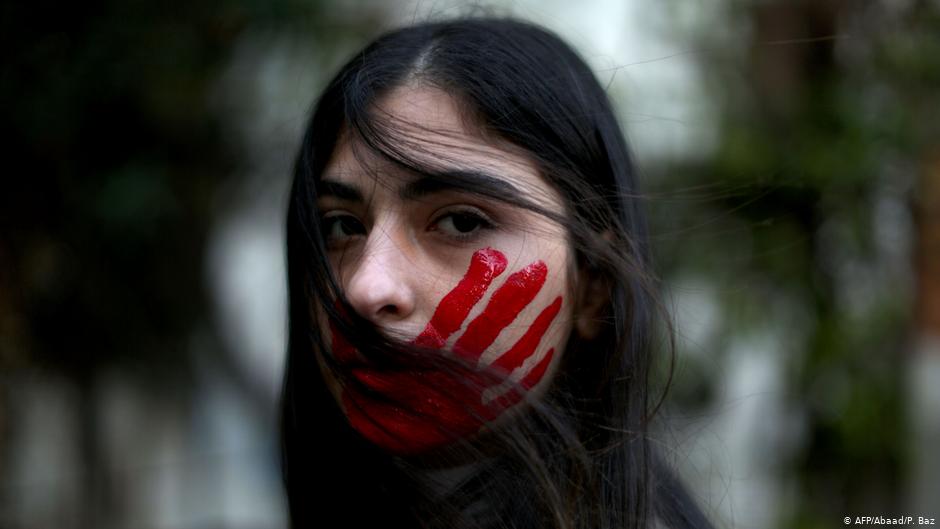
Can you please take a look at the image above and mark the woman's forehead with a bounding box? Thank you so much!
[323,85,562,205]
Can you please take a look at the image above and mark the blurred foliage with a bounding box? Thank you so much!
[651,1,939,527]
[2,1,937,528]
[5,0,239,380]
[1,2,384,527]
[0,0,381,381]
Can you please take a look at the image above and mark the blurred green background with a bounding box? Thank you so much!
[2,1,938,528]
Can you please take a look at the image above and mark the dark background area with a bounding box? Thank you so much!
[2,1,938,528]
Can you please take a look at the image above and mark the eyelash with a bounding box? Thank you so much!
[320,212,366,247]
[318,207,497,247]
[429,207,498,243]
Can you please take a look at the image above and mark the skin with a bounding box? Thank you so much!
[315,84,582,455]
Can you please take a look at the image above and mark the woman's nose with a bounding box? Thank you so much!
[343,238,417,325]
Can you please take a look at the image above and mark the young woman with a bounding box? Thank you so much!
[281,17,712,529]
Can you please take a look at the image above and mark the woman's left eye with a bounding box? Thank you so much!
[431,209,496,240]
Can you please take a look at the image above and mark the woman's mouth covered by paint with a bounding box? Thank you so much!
[330,247,562,454]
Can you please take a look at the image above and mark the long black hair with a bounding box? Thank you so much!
[282,17,712,529]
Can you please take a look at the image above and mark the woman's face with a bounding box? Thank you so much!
[315,85,576,455]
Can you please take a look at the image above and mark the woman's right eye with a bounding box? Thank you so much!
[321,213,366,244]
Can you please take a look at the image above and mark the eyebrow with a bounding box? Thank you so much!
[318,180,364,202]
[319,170,522,203]
[400,170,521,200]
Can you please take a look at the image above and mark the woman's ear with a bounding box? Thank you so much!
[573,264,609,340]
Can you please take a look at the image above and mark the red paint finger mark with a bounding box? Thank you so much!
[490,296,562,374]
[520,347,554,389]
[413,247,508,349]
[453,260,548,361]
[486,347,556,413]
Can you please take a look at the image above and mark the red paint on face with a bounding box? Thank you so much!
[333,247,562,455]
[414,248,508,349]
[342,366,493,454]
[487,348,556,412]
[452,261,547,360]
[490,296,562,374]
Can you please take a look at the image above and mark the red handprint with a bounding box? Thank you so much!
[331,247,563,455]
